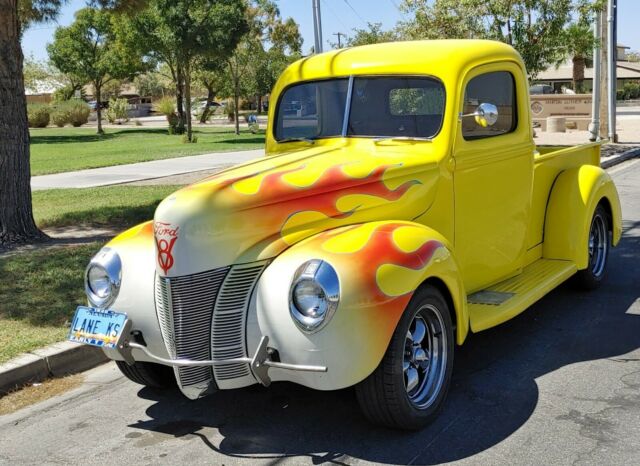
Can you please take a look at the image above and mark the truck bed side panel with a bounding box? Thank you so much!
[526,143,601,251]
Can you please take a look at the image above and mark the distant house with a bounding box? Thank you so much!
[535,44,640,92]
[83,83,152,105]
[25,82,60,104]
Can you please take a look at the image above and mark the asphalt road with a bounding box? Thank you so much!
[2,159,640,466]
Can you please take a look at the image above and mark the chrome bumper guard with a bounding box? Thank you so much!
[115,320,327,387]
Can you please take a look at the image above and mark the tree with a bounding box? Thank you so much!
[343,22,398,47]
[134,69,174,99]
[123,0,247,142]
[564,23,594,93]
[193,59,227,123]
[0,0,46,247]
[2,0,144,249]
[399,0,574,79]
[226,0,301,135]
[47,8,146,134]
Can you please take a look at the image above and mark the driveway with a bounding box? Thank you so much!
[2,159,640,465]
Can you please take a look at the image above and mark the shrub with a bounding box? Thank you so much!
[181,134,198,144]
[618,81,640,101]
[155,97,176,120]
[27,104,50,128]
[226,99,236,122]
[155,97,184,134]
[66,100,90,127]
[106,98,129,124]
[50,105,70,127]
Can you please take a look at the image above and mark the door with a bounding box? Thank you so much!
[453,63,534,293]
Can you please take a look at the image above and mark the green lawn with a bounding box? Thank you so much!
[0,185,183,363]
[33,185,180,229]
[30,126,265,175]
[0,243,101,364]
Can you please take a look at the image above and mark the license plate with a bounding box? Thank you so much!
[68,306,127,349]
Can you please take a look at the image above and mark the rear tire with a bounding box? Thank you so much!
[573,204,610,290]
[355,286,455,430]
[116,360,177,389]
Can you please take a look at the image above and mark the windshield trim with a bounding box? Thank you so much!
[274,74,446,143]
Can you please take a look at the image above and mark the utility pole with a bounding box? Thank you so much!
[607,0,618,142]
[333,32,346,48]
[599,2,609,139]
[312,0,324,54]
[589,9,602,141]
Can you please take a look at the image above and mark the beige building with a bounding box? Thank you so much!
[535,44,640,92]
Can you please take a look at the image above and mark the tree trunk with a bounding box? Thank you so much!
[234,80,240,136]
[257,94,262,114]
[200,84,215,124]
[572,56,586,94]
[175,65,185,134]
[95,83,103,135]
[184,62,193,142]
[0,0,47,248]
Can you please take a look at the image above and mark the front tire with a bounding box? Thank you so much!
[116,360,177,389]
[573,204,610,290]
[355,286,455,430]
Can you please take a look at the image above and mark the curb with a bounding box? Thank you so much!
[602,147,640,169]
[0,342,108,395]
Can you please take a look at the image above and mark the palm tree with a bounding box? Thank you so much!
[564,22,595,94]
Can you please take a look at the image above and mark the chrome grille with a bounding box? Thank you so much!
[155,267,229,394]
[154,261,267,395]
[212,263,267,381]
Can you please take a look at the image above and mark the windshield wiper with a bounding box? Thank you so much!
[277,137,316,144]
[373,136,433,144]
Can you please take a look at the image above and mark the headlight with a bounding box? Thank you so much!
[289,259,340,333]
[85,247,122,309]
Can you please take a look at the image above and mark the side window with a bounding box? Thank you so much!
[462,71,517,140]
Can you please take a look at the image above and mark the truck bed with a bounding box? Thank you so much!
[526,141,602,252]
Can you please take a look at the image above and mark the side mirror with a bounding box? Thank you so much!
[460,102,499,128]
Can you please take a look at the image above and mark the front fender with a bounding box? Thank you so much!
[543,165,622,269]
[250,221,467,391]
[99,221,170,363]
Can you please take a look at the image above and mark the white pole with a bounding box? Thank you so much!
[312,0,324,54]
[589,10,602,141]
[607,0,617,142]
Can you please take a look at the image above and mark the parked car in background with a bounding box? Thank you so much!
[530,84,554,95]
[69,40,621,430]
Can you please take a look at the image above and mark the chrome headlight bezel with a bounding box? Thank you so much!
[84,247,122,309]
[289,259,340,333]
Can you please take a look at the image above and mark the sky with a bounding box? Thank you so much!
[20,0,640,62]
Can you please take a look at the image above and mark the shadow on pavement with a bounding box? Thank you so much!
[129,228,640,465]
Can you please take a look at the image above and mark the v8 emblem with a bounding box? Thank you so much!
[154,222,179,275]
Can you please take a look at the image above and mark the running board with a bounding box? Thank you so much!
[468,259,577,332]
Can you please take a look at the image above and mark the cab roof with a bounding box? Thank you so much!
[278,39,524,85]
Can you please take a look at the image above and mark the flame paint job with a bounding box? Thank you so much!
[252,221,467,389]
[153,143,440,277]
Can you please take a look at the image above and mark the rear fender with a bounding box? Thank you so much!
[250,221,467,390]
[543,165,622,269]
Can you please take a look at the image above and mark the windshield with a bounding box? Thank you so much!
[274,76,445,141]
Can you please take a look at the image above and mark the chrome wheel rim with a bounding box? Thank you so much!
[403,304,448,409]
[588,212,609,278]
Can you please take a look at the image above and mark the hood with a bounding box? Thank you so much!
[153,142,442,276]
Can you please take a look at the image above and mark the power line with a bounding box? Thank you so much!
[320,0,350,32]
[342,0,367,26]
[388,0,406,17]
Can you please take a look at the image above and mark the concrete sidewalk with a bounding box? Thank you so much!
[31,149,264,190]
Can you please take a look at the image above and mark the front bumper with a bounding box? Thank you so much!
[115,319,327,388]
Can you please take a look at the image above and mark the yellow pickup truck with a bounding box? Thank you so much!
[69,40,621,430]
